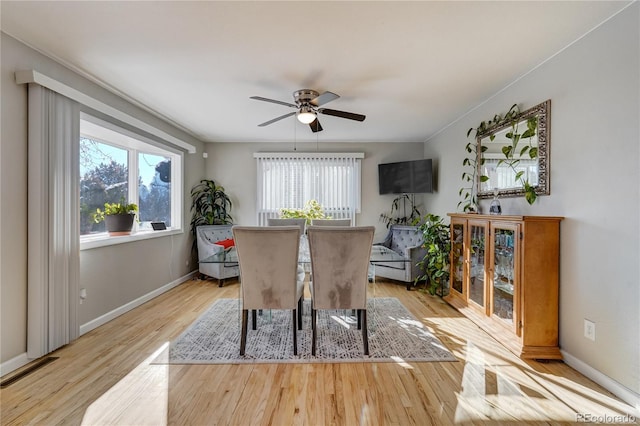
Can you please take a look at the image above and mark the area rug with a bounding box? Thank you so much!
[158,298,456,364]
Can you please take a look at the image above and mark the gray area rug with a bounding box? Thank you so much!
[160,298,457,364]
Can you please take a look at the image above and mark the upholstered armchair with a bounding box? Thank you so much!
[196,225,240,286]
[232,226,305,356]
[307,226,374,356]
[373,225,426,288]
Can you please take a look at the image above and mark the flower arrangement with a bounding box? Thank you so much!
[280,200,327,224]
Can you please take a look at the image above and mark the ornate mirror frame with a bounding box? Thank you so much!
[476,99,551,199]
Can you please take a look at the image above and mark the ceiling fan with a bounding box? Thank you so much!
[250,89,366,133]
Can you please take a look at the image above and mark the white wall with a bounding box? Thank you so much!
[0,33,206,368]
[204,141,426,242]
[424,4,639,400]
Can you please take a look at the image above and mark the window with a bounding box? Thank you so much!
[255,152,363,225]
[80,114,182,237]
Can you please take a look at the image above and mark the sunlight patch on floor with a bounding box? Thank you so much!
[454,341,584,423]
[82,342,170,425]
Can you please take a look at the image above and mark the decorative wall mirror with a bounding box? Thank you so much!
[476,99,550,200]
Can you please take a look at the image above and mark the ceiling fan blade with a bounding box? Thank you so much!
[309,118,323,133]
[250,96,297,109]
[318,108,366,122]
[310,91,339,107]
[257,111,296,127]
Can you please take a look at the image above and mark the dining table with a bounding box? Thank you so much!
[200,234,412,327]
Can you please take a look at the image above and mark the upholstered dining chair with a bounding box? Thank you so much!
[307,225,375,356]
[310,218,351,226]
[267,217,306,234]
[232,226,305,356]
[268,217,309,275]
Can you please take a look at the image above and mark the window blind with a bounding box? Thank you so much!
[254,152,363,226]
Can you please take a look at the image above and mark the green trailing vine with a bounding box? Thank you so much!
[460,103,539,209]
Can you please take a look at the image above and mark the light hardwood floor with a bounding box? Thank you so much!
[1,278,636,425]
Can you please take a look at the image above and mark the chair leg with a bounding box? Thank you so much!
[362,309,369,356]
[297,297,303,330]
[252,310,257,330]
[357,309,362,330]
[292,310,298,356]
[240,309,248,355]
[311,308,317,356]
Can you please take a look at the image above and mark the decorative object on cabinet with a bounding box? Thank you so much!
[489,188,502,215]
[415,214,451,296]
[468,100,550,205]
[446,213,563,360]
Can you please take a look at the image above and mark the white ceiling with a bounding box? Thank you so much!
[1,1,631,144]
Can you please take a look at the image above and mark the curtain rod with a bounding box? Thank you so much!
[15,69,196,154]
[253,152,364,159]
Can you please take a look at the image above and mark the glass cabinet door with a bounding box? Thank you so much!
[490,224,519,333]
[468,222,487,311]
[450,220,465,297]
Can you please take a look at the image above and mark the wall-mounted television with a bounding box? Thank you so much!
[378,159,433,194]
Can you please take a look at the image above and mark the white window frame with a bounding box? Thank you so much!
[79,113,183,250]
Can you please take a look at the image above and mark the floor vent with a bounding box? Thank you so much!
[0,357,59,388]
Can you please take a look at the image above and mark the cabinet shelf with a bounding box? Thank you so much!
[446,213,563,360]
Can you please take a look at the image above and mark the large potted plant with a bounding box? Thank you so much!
[92,198,139,236]
[190,179,233,244]
[415,214,451,296]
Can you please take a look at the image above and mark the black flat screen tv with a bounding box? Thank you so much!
[378,159,433,194]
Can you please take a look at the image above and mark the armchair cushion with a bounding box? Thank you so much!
[215,238,235,249]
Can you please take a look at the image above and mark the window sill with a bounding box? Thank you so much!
[80,228,184,251]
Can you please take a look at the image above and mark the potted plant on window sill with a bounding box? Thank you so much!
[92,198,139,236]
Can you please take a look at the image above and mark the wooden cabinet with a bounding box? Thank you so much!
[446,213,563,360]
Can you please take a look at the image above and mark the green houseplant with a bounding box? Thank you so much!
[92,197,138,236]
[190,179,233,248]
[280,199,327,224]
[380,194,422,228]
[415,214,451,295]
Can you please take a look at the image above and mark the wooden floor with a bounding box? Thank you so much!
[1,278,636,425]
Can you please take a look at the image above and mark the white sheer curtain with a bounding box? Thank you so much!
[27,84,80,358]
[254,152,363,226]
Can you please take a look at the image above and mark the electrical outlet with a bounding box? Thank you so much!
[584,319,596,341]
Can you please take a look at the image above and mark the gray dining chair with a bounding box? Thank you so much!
[310,218,351,226]
[267,217,306,234]
[307,225,375,356]
[232,226,305,356]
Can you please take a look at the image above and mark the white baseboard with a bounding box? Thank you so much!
[561,349,640,413]
[79,271,197,335]
[1,271,197,378]
[0,352,30,378]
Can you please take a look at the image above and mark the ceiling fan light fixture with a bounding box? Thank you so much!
[296,106,316,124]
